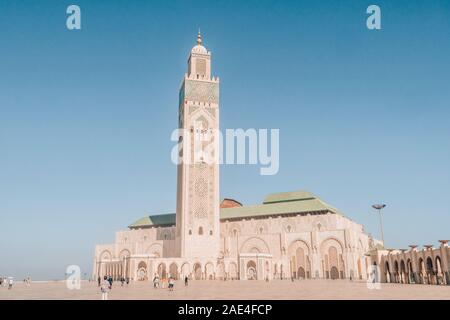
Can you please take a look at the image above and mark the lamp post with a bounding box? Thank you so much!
[372,204,386,248]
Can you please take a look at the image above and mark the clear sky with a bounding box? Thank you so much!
[1,0,449,280]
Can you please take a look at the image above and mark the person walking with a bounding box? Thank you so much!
[97,276,101,287]
[8,278,13,290]
[184,275,189,287]
[100,276,110,300]
[108,275,113,289]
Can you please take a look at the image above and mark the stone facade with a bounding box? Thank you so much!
[93,196,378,281]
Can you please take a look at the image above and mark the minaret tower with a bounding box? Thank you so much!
[175,32,220,258]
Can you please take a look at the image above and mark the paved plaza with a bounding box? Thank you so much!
[1,280,449,300]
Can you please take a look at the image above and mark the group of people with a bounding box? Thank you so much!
[152,274,176,291]
[0,277,14,289]
[97,274,191,299]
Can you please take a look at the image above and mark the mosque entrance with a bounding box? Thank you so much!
[137,261,147,281]
[194,263,202,280]
[330,266,339,280]
[297,267,306,279]
[247,261,257,280]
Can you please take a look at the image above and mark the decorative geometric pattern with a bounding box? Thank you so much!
[196,58,206,76]
[189,163,209,219]
[184,80,219,104]
[195,177,207,197]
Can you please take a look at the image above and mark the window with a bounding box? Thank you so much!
[198,226,204,235]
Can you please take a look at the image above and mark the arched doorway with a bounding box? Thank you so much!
[169,263,178,280]
[297,267,306,279]
[288,241,311,279]
[158,263,167,279]
[329,246,339,279]
[194,263,202,280]
[435,257,445,285]
[216,263,225,280]
[320,239,345,279]
[137,261,147,281]
[426,257,434,284]
[181,263,190,280]
[247,260,257,280]
[330,266,339,280]
[205,262,214,280]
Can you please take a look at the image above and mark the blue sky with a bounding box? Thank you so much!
[1,0,449,280]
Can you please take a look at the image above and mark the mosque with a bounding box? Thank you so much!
[93,33,449,285]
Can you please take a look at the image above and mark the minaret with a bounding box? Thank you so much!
[175,32,220,258]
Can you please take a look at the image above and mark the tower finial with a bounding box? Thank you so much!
[197,28,202,45]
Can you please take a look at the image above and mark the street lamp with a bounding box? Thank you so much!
[372,204,386,247]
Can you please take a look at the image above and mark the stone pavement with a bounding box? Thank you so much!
[0,279,449,300]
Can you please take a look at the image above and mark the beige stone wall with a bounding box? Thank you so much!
[94,212,375,281]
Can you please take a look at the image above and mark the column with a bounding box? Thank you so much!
[438,240,449,285]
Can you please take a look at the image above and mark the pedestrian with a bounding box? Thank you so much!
[97,276,101,287]
[168,276,175,291]
[184,275,189,286]
[121,277,125,287]
[126,277,129,286]
[100,276,110,300]
[8,278,13,290]
[108,275,113,289]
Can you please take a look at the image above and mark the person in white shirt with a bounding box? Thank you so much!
[100,276,110,300]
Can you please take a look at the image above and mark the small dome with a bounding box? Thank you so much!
[191,30,207,54]
[191,44,207,54]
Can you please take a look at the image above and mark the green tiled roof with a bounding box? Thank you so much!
[263,190,316,204]
[128,213,176,228]
[128,190,341,229]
